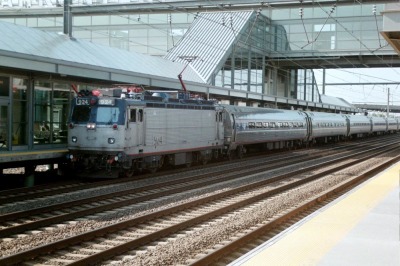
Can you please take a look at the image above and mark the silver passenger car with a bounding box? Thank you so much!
[346,114,372,137]
[222,105,309,151]
[305,111,348,142]
[371,116,388,133]
[387,117,398,132]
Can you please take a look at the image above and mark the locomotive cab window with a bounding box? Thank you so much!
[71,106,91,123]
[130,109,136,122]
[138,109,143,122]
[216,111,223,122]
[96,107,120,124]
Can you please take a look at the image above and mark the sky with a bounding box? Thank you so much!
[314,67,400,106]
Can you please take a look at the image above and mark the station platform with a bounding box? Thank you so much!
[230,163,400,266]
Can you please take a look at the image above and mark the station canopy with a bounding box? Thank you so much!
[0,20,205,86]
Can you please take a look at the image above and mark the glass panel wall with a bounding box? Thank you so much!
[12,77,28,146]
[53,83,72,143]
[34,81,51,144]
[0,105,7,150]
[214,60,233,89]
[297,69,320,102]
[34,81,72,145]
[250,53,263,94]
[0,76,9,97]
[272,4,387,54]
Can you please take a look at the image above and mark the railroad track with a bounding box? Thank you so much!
[212,178,362,266]
[0,136,394,239]
[0,135,389,206]
[0,136,399,265]
[194,153,400,266]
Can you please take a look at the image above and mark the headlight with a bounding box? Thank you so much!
[72,136,77,142]
[108,138,115,144]
[87,123,96,130]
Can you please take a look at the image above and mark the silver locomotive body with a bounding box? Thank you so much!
[124,100,224,171]
[68,94,224,177]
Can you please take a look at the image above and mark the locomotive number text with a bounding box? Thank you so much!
[76,98,89,105]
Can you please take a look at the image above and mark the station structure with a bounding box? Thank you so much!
[0,1,400,168]
[0,1,399,264]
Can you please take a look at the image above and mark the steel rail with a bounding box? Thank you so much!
[0,148,332,237]
[65,145,400,266]
[1,142,398,265]
[0,135,390,204]
[189,154,400,265]
[0,137,392,238]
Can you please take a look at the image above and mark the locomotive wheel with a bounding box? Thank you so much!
[124,170,134,178]
[236,146,245,159]
[149,168,157,174]
[227,151,233,161]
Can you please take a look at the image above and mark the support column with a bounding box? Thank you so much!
[231,52,235,90]
[63,0,72,37]
[262,55,266,94]
[247,49,251,93]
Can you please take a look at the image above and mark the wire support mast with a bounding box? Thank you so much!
[168,13,175,47]
[373,4,383,49]
[299,0,310,44]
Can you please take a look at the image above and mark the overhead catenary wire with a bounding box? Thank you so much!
[117,2,400,101]
[77,0,398,90]
[14,1,400,103]
[301,2,336,49]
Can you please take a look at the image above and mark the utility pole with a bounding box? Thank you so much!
[387,88,390,118]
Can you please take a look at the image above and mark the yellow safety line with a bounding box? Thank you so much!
[241,163,400,266]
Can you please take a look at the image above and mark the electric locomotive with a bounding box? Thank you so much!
[67,89,225,177]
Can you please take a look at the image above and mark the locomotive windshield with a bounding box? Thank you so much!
[96,107,120,124]
[70,98,125,125]
[71,106,92,123]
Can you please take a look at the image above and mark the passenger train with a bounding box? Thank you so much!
[67,89,399,178]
